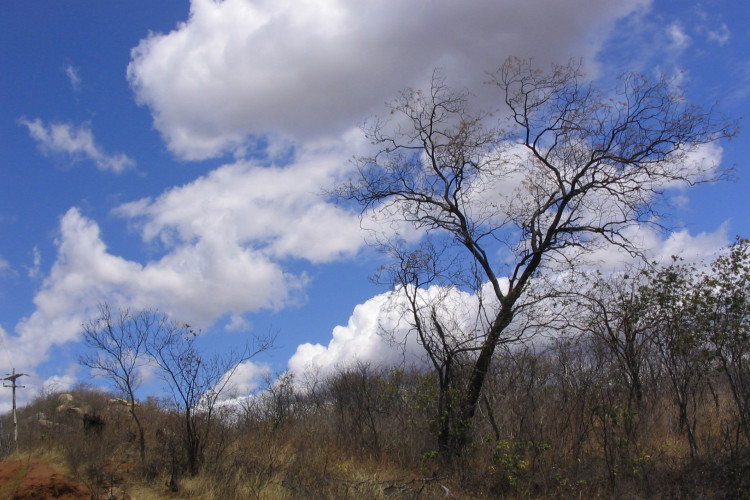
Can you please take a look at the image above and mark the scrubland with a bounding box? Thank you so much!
[2,342,748,499]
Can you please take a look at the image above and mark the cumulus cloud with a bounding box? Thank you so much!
[116,144,365,264]
[8,133,379,377]
[288,281,510,380]
[288,292,403,379]
[217,360,272,399]
[42,368,78,396]
[127,0,649,160]
[4,205,313,378]
[288,222,731,381]
[552,221,731,274]
[0,324,55,412]
[20,119,135,173]
[650,224,731,263]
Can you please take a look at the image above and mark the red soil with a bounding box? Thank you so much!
[0,459,91,500]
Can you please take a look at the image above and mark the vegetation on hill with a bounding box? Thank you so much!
[3,241,750,499]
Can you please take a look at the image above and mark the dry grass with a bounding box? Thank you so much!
[2,354,750,499]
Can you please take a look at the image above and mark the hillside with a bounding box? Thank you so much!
[2,359,750,500]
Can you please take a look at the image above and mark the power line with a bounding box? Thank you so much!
[3,368,26,450]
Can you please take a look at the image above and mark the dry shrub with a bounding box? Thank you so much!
[4,338,750,499]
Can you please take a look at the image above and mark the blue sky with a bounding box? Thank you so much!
[1,0,748,410]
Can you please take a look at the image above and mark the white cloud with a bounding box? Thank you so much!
[116,145,365,264]
[8,135,377,376]
[20,118,135,173]
[127,0,650,160]
[651,223,730,263]
[675,142,725,183]
[667,22,691,50]
[0,255,9,276]
[64,64,82,91]
[42,367,78,396]
[287,221,731,382]
[288,292,411,379]
[225,314,251,332]
[287,282,508,380]
[0,324,63,413]
[671,193,690,209]
[558,222,731,272]
[6,205,311,375]
[26,246,41,279]
[707,23,730,45]
[217,360,272,399]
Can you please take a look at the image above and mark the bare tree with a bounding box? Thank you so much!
[147,321,273,476]
[377,238,499,452]
[338,58,736,453]
[81,304,274,476]
[80,303,157,468]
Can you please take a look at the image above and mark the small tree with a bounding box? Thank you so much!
[377,238,508,451]
[338,58,736,453]
[640,260,711,457]
[564,270,660,410]
[147,321,273,476]
[80,303,157,468]
[698,238,750,446]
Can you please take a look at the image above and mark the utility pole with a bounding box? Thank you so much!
[3,368,26,450]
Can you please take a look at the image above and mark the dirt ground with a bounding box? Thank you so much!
[0,459,91,500]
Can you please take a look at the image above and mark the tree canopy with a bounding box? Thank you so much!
[338,58,738,453]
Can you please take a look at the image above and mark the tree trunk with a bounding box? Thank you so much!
[447,305,515,453]
[130,408,146,469]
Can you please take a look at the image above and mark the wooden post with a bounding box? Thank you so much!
[3,368,26,450]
